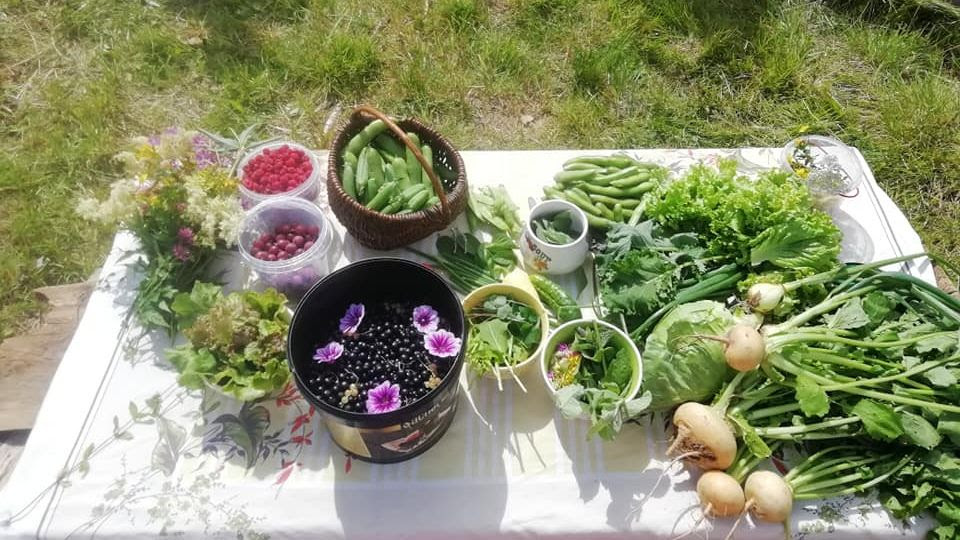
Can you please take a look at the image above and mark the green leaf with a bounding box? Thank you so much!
[825,297,870,330]
[728,412,771,458]
[796,372,830,417]
[554,384,587,418]
[863,291,895,324]
[925,366,958,388]
[624,391,652,417]
[853,399,903,441]
[938,413,960,445]
[474,319,511,355]
[749,221,839,271]
[901,411,942,449]
[602,347,633,390]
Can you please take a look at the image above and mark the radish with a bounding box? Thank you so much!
[697,471,746,517]
[743,470,793,522]
[667,402,737,470]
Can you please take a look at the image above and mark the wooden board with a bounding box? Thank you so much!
[0,282,92,431]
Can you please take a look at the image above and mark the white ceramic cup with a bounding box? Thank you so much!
[520,199,589,275]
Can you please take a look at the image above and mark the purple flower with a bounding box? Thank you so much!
[177,227,195,245]
[424,329,462,358]
[339,303,365,335]
[412,305,439,333]
[366,381,402,414]
[192,135,222,169]
[556,343,573,358]
[172,243,191,261]
[313,341,343,364]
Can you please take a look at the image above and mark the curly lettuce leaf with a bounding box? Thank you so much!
[749,220,841,271]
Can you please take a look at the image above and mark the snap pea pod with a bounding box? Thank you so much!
[390,157,411,189]
[554,169,597,185]
[405,132,422,187]
[613,203,624,223]
[366,181,397,211]
[366,148,384,198]
[529,274,581,323]
[404,190,430,211]
[346,119,388,156]
[343,151,358,169]
[563,155,637,169]
[595,202,616,220]
[373,133,404,159]
[580,181,654,198]
[382,199,404,214]
[587,194,642,208]
[384,163,396,185]
[426,195,440,208]
[400,184,428,200]
[610,174,650,189]
[594,166,639,183]
[563,162,603,171]
[341,162,358,200]
[420,144,434,188]
[356,147,370,202]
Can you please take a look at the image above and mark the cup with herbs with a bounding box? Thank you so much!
[542,319,649,440]
[521,199,589,275]
[461,283,549,391]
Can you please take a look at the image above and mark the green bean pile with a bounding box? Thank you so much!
[340,119,457,214]
[543,154,668,230]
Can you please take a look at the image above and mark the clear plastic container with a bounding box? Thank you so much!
[781,135,864,196]
[238,197,339,299]
[238,141,322,209]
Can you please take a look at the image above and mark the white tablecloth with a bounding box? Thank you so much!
[0,149,935,539]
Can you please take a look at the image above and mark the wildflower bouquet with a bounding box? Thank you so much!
[78,128,243,331]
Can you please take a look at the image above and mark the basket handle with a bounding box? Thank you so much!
[354,105,451,219]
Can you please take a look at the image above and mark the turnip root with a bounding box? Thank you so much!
[723,325,765,372]
[744,470,793,523]
[668,402,737,470]
[697,471,745,517]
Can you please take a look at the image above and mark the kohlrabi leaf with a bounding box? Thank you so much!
[825,297,870,330]
[938,413,960,446]
[900,411,942,449]
[853,399,903,441]
[925,366,958,388]
[796,372,830,417]
[916,332,959,355]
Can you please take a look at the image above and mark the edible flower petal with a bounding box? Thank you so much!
[313,341,344,364]
[424,329,462,358]
[412,305,439,333]
[339,303,365,335]
[366,381,402,414]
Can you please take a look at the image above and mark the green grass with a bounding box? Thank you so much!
[1,0,960,340]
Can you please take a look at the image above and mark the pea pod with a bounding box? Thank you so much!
[581,181,654,198]
[390,157,411,189]
[341,162,358,200]
[613,203,624,223]
[585,213,615,230]
[563,162,604,171]
[563,189,604,217]
[610,174,651,189]
[405,132,422,186]
[554,169,598,185]
[563,155,636,169]
[420,144,434,188]
[343,151,358,169]
[400,184,428,200]
[373,133,404,158]
[529,274,581,323]
[355,147,370,202]
[595,201,616,220]
[346,119,388,156]
[594,166,639,183]
[382,199,404,214]
[587,194,643,208]
[366,181,397,211]
[404,190,430,211]
[425,195,440,208]
[366,148,384,199]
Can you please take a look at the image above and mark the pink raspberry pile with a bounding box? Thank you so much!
[250,223,321,261]
[242,145,313,194]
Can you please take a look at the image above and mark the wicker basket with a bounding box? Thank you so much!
[327,106,468,250]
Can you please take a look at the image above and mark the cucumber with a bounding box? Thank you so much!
[529,274,581,323]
